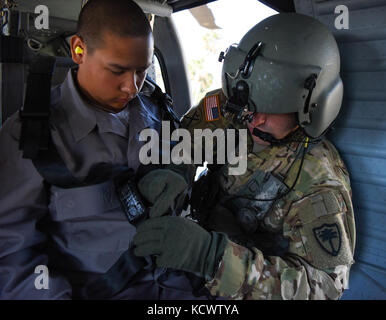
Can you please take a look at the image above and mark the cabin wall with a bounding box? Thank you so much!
[294,0,386,299]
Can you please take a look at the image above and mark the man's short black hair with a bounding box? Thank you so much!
[77,0,152,53]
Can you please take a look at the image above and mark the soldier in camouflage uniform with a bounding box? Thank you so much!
[134,13,356,300]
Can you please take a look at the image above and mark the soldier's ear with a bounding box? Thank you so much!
[70,35,86,65]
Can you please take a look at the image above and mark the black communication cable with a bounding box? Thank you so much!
[225,136,311,203]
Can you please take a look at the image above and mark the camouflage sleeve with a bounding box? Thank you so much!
[180,88,228,133]
[205,189,355,300]
[180,89,230,167]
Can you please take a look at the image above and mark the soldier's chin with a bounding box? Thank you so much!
[96,102,126,114]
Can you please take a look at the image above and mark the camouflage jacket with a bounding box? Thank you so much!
[181,89,356,300]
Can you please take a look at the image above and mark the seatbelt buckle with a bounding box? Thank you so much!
[114,170,149,225]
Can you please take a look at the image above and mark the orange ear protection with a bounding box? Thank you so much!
[75,46,84,55]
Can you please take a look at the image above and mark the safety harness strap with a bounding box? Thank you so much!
[19,55,55,159]
[0,36,25,125]
[0,35,24,63]
[81,246,148,299]
[146,75,181,130]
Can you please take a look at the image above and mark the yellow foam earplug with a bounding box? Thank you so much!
[75,46,84,55]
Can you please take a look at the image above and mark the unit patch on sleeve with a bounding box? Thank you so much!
[313,223,342,256]
[204,94,221,122]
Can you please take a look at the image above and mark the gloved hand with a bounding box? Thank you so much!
[138,169,188,218]
[133,216,229,280]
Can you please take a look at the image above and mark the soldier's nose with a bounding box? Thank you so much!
[120,73,139,99]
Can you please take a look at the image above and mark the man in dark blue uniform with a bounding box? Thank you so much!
[0,0,196,299]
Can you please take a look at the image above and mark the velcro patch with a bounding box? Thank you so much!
[204,94,221,122]
[300,214,353,269]
[296,191,346,224]
[313,223,341,256]
[286,190,353,269]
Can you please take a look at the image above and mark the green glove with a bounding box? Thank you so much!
[138,169,188,218]
[133,216,229,280]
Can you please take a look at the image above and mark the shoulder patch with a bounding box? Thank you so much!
[204,94,221,122]
[298,213,353,269]
[313,223,342,256]
[286,190,354,269]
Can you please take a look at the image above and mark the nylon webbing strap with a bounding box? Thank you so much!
[19,55,56,159]
[145,76,181,130]
[32,136,83,188]
[0,35,24,63]
[82,245,148,299]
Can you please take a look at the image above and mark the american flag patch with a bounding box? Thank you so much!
[204,94,221,122]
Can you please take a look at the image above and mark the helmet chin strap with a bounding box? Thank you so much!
[252,126,302,146]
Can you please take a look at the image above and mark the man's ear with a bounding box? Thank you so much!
[70,35,86,64]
